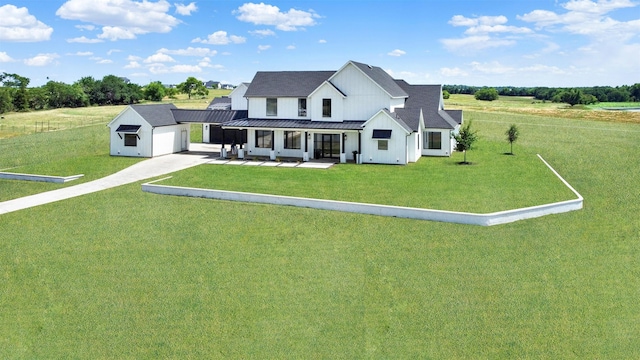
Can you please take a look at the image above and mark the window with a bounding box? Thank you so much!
[266,98,277,116]
[427,131,442,150]
[372,129,392,139]
[322,98,331,117]
[255,130,272,148]
[378,140,388,150]
[284,131,301,149]
[124,134,137,147]
[298,98,307,117]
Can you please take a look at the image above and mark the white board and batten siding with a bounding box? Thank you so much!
[422,129,453,157]
[361,111,409,165]
[229,83,249,111]
[109,107,153,157]
[309,83,344,122]
[152,124,190,156]
[330,63,404,120]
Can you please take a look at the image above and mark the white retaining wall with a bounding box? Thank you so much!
[0,172,84,183]
[142,155,583,226]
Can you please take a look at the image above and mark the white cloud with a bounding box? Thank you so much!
[144,53,176,63]
[73,51,93,56]
[174,2,197,16]
[257,45,271,52]
[286,45,296,50]
[442,14,531,54]
[250,29,276,37]
[192,30,246,45]
[158,47,217,57]
[148,64,202,74]
[96,59,113,64]
[440,67,469,77]
[388,49,406,57]
[440,35,515,53]
[318,39,327,44]
[198,57,224,69]
[56,0,181,40]
[127,55,142,61]
[235,2,320,31]
[469,61,514,74]
[0,52,15,62]
[67,36,104,43]
[98,26,137,41]
[75,24,95,31]
[0,4,53,42]
[518,0,639,40]
[107,49,122,56]
[24,53,59,66]
[124,61,141,69]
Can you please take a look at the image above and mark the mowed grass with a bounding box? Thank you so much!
[1,101,640,358]
[161,142,575,213]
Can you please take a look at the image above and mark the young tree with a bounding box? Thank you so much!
[453,121,478,164]
[560,88,583,106]
[177,76,203,99]
[505,124,519,155]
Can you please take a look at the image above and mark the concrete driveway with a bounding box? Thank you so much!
[0,151,214,215]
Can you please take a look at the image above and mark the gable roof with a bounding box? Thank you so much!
[363,109,412,134]
[345,61,408,98]
[207,96,232,110]
[394,81,458,130]
[130,103,178,127]
[244,71,335,97]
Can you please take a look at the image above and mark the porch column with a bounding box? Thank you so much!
[303,131,309,162]
[270,130,276,160]
[340,132,346,163]
[357,131,362,164]
[238,129,245,159]
[220,128,227,158]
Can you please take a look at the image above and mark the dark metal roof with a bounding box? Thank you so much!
[350,61,408,98]
[244,71,335,97]
[207,97,231,110]
[115,124,141,133]
[130,103,178,127]
[171,109,248,124]
[222,118,365,131]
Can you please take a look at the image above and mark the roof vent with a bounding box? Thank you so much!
[367,64,372,69]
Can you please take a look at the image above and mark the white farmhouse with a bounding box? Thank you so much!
[108,60,462,164]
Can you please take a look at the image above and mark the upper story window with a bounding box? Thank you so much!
[322,98,331,117]
[298,98,307,117]
[266,98,277,116]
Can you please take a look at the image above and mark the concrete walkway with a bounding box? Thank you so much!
[0,152,214,216]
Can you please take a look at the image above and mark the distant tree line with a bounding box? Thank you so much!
[444,84,640,105]
[0,73,208,114]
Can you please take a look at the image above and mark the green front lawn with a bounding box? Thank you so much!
[160,139,575,213]
[1,102,639,358]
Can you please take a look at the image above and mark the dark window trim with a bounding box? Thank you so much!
[372,129,392,139]
[322,98,331,117]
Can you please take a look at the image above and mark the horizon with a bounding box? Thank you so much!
[1,0,639,88]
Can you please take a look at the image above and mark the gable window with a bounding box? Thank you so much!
[322,99,331,117]
[298,98,307,117]
[425,131,442,149]
[266,98,277,116]
[255,130,272,148]
[124,134,137,147]
[378,140,388,150]
[284,131,301,149]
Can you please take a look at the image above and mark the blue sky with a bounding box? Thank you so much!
[1,0,639,87]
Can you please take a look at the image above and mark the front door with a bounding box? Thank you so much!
[314,134,340,159]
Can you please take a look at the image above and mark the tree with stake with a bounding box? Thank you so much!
[453,121,478,164]
[506,124,519,155]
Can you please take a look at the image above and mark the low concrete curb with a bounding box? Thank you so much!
[0,172,84,183]
[142,155,583,226]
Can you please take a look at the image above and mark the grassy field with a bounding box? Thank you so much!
[0,90,230,139]
[1,96,640,358]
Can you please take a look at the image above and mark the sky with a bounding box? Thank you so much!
[0,0,639,88]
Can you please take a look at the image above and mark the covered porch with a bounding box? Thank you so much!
[222,119,365,163]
